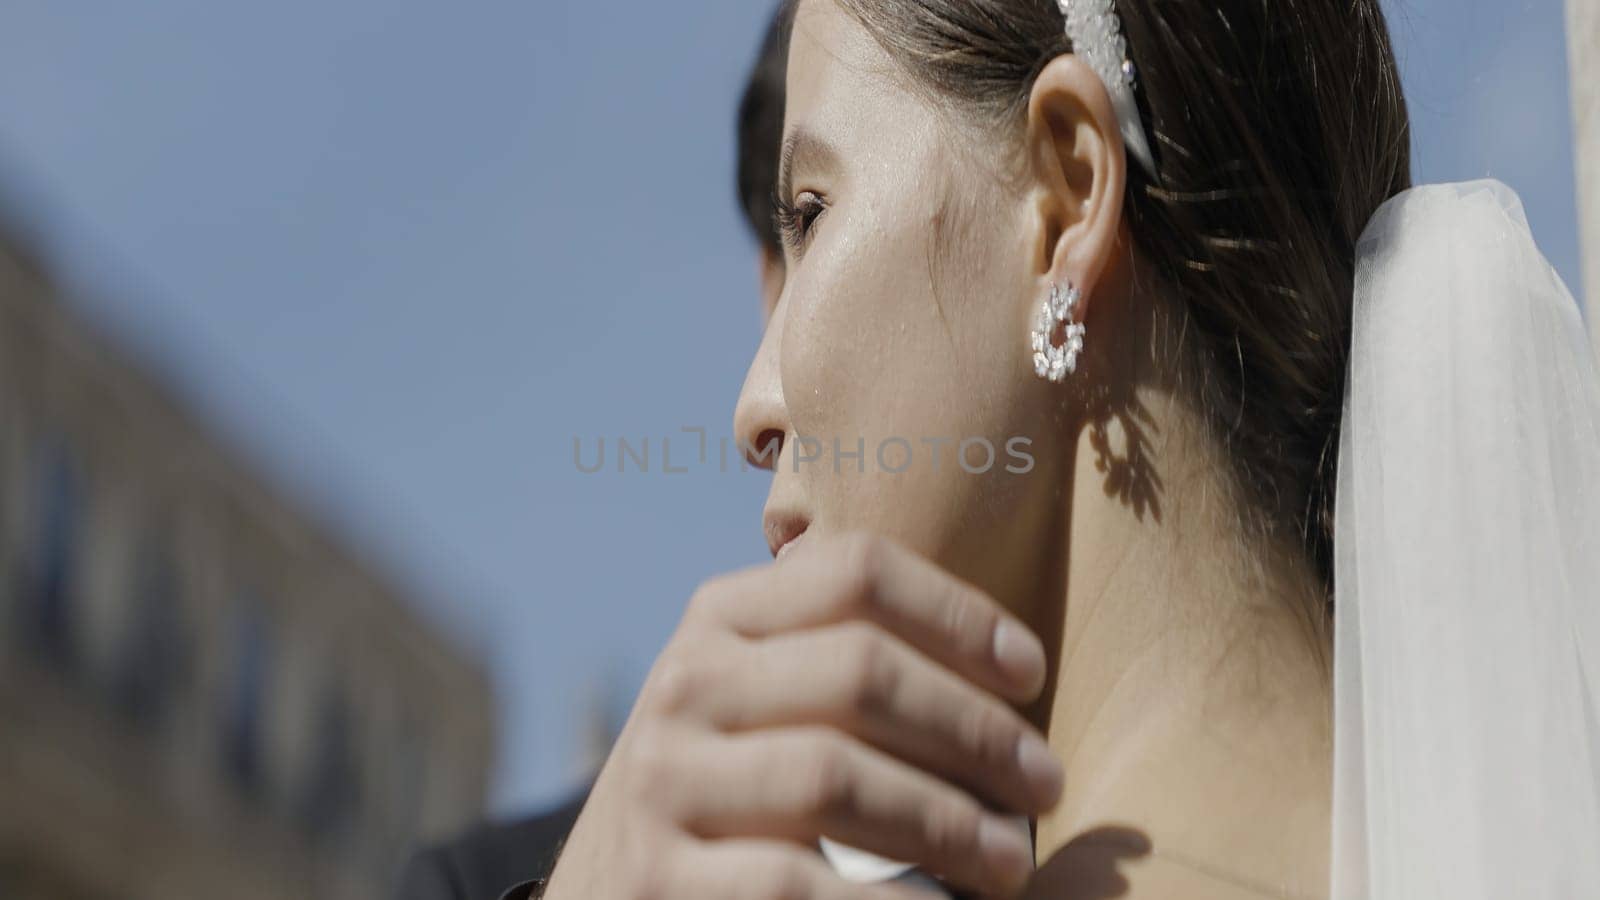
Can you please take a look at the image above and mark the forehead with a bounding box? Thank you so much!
[784,0,903,130]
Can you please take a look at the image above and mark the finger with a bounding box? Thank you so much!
[693,532,1047,703]
[677,726,1036,898]
[669,838,934,900]
[704,623,1063,814]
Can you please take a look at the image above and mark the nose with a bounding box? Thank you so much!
[734,299,789,472]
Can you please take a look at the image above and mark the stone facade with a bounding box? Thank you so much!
[0,226,493,900]
[1571,0,1599,349]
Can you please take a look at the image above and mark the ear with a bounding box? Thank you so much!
[1023,54,1128,317]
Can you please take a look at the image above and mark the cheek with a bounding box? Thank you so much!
[781,201,965,450]
[778,193,1049,563]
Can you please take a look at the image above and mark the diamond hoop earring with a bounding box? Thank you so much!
[1031,280,1087,383]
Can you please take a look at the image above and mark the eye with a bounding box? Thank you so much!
[774,191,827,255]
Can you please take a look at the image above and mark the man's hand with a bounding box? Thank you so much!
[542,533,1063,899]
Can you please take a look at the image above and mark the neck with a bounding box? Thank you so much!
[1025,381,1334,899]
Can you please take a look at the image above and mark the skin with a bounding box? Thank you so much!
[758,244,785,316]
[546,1,1335,897]
[545,532,1061,899]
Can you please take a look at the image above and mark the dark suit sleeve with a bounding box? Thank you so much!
[394,793,585,900]
[395,846,469,900]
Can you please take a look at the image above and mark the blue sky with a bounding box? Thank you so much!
[0,0,1583,817]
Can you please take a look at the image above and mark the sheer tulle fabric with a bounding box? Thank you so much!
[1332,180,1600,897]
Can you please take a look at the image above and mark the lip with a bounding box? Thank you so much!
[764,510,811,559]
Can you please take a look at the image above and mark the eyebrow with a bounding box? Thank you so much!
[777,128,841,203]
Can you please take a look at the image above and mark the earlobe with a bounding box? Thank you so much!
[1024,54,1127,315]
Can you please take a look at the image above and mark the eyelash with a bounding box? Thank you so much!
[773,191,827,255]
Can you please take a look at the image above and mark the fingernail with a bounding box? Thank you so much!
[1017,732,1064,804]
[979,814,1034,890]
[992,619,1045,694]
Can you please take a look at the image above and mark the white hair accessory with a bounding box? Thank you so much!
[1057,0,1157,177]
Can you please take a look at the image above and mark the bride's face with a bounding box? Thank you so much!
[734,0,1068,605]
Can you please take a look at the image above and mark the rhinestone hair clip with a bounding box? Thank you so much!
[1057,0,1157,177]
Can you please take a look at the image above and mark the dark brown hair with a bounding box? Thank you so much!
[737,4,794,255]
[835,0,1412,600]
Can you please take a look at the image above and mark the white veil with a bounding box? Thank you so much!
[1331,180,1600,897]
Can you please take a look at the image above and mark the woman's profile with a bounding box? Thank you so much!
[524,1,1600,898]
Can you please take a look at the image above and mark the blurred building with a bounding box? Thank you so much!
[0,224,493,900]
[1571,0,1599,348]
